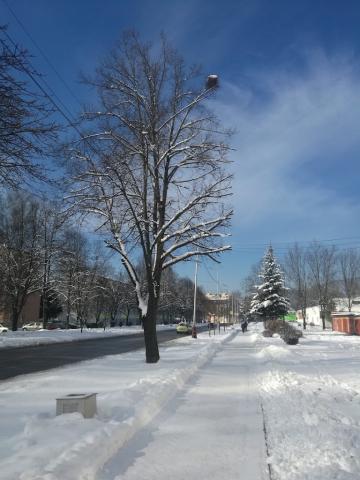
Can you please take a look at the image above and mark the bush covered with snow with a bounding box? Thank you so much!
[264,318,302,345]
[266,318,285,332]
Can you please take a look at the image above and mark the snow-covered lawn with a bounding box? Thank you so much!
[0,325,172,349]
[1,323,360,480]
[0,327,234,480]
[257,326,360,480]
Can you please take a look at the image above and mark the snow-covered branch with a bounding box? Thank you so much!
[163,245,231,269]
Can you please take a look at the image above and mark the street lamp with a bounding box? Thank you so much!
[192,255,199,339]
[206,75,219,89]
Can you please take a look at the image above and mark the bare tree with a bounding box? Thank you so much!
[158,268,181,322]
[307,242,337,329]
[0,193,43,330]
[170,274,209,323]
[68,33,232,362]
[85,244,115,328]
[99,270,135,326]
[55,229,90,330]
[338,249,360,312]
[91,275,110,327]
[0,29,56,188]
[285,244,309,329]
[39,200,68,328]
[240,261,261,319]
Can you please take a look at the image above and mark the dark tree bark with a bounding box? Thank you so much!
[143,294,160,363]
[11,305,20,332]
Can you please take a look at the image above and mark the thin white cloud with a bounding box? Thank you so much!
[212,50,360,238]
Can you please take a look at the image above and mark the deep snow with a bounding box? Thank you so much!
[1,323,360,480]
[99,331,268,480]
[0,327,234,479]
[0,325,171,349]
[257,327,360,480]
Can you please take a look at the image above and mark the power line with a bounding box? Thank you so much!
[231,235,360,248]
[2,0,82,107]
[0,27,77,124]
[202,261,230,291]
[0,27,106,172]
[231,244,360,254]
[203,261,218,285]
[0,29,79,129]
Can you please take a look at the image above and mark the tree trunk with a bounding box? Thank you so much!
[143,298,160,363]
[301,308,307,330]
[321,311,326,330]
[42,292,48,329]
[11,308,20,331]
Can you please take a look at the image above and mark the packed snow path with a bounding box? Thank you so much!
[100,331,268,480]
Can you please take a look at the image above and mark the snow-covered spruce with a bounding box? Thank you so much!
[251,245,289,319]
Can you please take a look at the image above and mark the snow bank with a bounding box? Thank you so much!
[257,326,360,480]
[261,369,360,480]
[256,344,293,361]
[0,325,171,349]
[0,328,235,480]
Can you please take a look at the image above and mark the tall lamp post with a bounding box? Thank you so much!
[191,73,218,340]
[192,255,199,339]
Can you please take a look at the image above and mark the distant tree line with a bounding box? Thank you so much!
[0,192,209,331]
[240,243,360,329]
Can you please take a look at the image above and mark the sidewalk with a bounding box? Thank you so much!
[100,331,268,480]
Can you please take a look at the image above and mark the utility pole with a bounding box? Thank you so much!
[216,271,219,325]
[192,255,199,338]
[232,294,234,323]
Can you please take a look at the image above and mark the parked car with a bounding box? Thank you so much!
[22,322,43,331]
[176,322,192,334]
[0,323,8,333]
[46,322,62,330]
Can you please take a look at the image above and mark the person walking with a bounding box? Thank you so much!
[241,320,248,333]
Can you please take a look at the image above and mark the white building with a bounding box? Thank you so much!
[297,297,360,327]
[205,292,232,323]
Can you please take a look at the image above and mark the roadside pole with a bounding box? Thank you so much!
[192,255,198,339]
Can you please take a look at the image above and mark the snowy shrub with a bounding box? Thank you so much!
[279,322,302,345]
[263,318,302,344]
[283,336,299,345]
[266,318,286,333]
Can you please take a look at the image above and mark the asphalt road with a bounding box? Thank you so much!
[0,327,207,382]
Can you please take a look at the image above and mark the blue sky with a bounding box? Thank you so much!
[2,0,360,292]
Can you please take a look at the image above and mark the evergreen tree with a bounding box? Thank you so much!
[250,246,289,319]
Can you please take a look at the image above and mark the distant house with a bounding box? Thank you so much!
[332,312,360,335]
[206,292,232,323]
[296,297,360,327]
